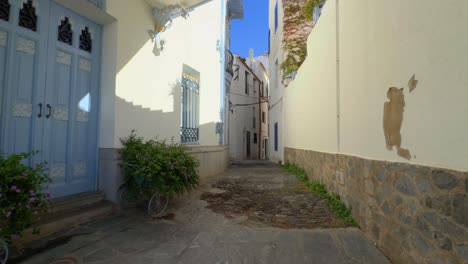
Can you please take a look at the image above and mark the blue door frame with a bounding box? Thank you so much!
[0,0,102,198]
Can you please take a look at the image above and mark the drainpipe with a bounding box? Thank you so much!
[219,0,227,145]
[335,0,341,152]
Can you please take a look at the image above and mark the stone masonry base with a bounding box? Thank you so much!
[285,148,468,263]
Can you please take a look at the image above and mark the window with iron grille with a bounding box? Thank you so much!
[181,67,200,144]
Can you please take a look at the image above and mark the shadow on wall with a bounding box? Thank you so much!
[115,80,182,141]
[112,1,155,73]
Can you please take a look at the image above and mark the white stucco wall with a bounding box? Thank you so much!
[284,0,468,171]
[268,0,285,162]
[104,0,223,148]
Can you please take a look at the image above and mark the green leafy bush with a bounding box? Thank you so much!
[283,163,357,226]
[0,152,52,242]
[119,132,199,201]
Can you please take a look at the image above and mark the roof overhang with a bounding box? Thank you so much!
[227,0,243,20]
[145,0,212,10]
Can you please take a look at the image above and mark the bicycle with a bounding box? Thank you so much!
[0,238,8,264]
[117,184,169,218]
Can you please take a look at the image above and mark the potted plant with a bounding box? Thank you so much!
[0,151,52,260]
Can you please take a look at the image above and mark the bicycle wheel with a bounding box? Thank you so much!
[0,239,8,264]
[118,185,138,209]
[147,192,169,218]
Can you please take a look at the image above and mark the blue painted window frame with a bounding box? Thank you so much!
[274,1,278,32]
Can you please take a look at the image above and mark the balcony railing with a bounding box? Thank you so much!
[225,49,234,76]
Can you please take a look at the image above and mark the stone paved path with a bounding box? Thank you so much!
[21,161,390,264]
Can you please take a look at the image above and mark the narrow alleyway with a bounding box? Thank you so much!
[21,162,390,264]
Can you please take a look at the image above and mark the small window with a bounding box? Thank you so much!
[253,79,257,94]
[245,71,250,94]
[262,112,266,123]
[253,107,256,129]
[254,133,258,144]
[274,122,278,151]
[274,1,278,32]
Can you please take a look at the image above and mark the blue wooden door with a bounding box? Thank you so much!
[44,2,101,197]
[0,0,101,198]
[0,0,50,167]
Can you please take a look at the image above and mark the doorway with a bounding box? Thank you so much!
[0,0,102,197]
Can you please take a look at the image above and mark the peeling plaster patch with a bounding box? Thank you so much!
[383,87,411,160]
[408,74,418,93]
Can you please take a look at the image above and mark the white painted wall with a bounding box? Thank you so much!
[268,0,285,162]
[104,0,223,148]
[229,56,260,160]
[284,0,468,171]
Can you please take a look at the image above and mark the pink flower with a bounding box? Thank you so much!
[29,190,36,196]
[22,172,28,177]
[16,189,21,193]
[26,205,30,209]
[5,211,11,218]
[11,186,17,191]
[29,197,36,203]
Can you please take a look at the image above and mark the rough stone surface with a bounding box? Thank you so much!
[19,161,389,264]
[455,244,468,262]
[453,194,468,228]
[395,175,416,196]
[285,148,468,264]
[432,170,458,190]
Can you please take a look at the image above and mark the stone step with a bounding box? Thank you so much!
[48,192,106,214]
[22,200,116,242]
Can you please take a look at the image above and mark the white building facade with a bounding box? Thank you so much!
[228,55,263,160]
[268,0,285,163]
[246,53,270,160]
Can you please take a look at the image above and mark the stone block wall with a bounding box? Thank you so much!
[285,148,468,263]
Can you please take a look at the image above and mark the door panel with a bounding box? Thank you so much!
[0,30,8,149]
[0,0,100,198]
[44,2,101,197]
[0,0,50,166]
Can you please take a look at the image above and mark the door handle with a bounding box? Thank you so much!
[46,104,52,119]
[37,103,43,118]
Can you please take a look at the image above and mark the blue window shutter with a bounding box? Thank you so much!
[274,2,278,32]
[274,122,278,151]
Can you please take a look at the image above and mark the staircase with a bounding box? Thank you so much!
[21,192,116,242]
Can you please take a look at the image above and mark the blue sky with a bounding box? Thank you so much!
[230,0,269,58]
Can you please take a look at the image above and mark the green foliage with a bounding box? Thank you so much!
[303,0,322,20]
[0,152,52,242]
[283,163,358,226]
[120,131,199,201]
